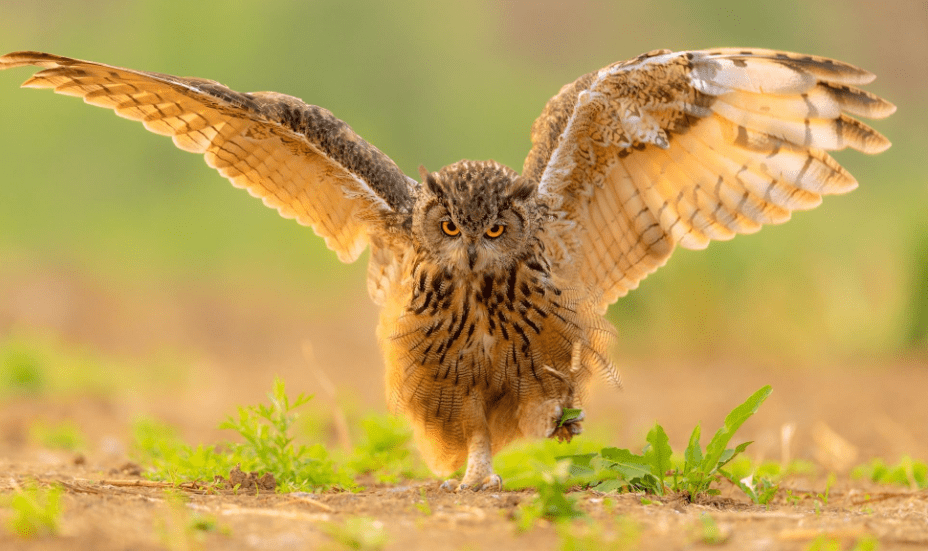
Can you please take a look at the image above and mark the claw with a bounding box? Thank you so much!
[441,474,503,492]
[551,410,585,442]
[474,474,503,491]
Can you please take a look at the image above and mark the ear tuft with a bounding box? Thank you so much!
[506,177,536,203]
[420,165,443,197]
[417,165,430,182]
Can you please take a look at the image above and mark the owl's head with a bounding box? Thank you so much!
[412,160,541,273]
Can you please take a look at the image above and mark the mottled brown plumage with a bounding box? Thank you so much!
[0,48,894,490]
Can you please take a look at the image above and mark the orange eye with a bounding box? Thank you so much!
[441,220,461,236]
[485,224,505,238]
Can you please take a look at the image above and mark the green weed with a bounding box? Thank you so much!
[495,436,607,491]
[344,414,430,483]
[133,377,352,492]
[132,418,239,485]
[851,536,880,551]
[218,377,351,491]
[852,456,927,489]
[0,333,187,397]
[817,473,836,507]
[697,514,728,545]
[322,517,388,551]
[558,408,584,427]
[723,456,817,481]
[0,344,45,395]
[414,488,432,516]
[515,460,585,530]
[28,420,86,452]
[555,517,640,551]
[4,481,63,538]
[729,474,779,505]
[156,489,229,550]
[721,457,821,505]
[805,534,879,551]
[564,385,772,500]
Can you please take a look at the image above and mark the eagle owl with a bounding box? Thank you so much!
[0,49,893,490]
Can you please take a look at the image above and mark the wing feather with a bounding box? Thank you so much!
[1,51,415,264]
[526,48,894,311]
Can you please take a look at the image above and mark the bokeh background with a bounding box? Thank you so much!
[0,0,925,439]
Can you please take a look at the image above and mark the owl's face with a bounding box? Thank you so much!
[412,160,541,273]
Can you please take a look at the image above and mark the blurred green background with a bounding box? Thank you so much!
[0,0,925,368]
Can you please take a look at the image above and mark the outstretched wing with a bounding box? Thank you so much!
[524,48,895,312]
[0,51,416,263]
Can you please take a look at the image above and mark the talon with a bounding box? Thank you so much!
[456,483,471,492]
[551,419,584,442]
[479,474,503,491]
[468,474,503,491]
[440,479,459,492]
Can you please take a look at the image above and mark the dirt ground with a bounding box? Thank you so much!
[1,273,927,550]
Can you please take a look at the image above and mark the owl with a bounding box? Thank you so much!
[0,48,893,490]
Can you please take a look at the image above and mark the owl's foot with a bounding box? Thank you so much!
[520,399,584,442]
[439,426,502,491]
[439,474,503,492]
[466,473,503,491]
[549,410,584,443]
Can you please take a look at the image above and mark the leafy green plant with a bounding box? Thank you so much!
[0,333,172,397]
[555,517,640,551]
[696,514,728,545]
[852,456,927,489]
[132,417,239,485]
[4,481,63,538]
[156,489,229,550]
[722,456,816,481]
[558,408,584,427]
[0,344,45,395]
[414,488,432,516]
[805,534,879,551]
[729,474,778,505]
[218,378,351,491]
[495,436,607,490]
[133,377,352,491]
[565,385,772,501]
[721,456,821,505]
[322,517,388,551]
[680,385,772,496]
[29,420,86,452]
[817,473,836,507]
[515,460,585,530]
[345,414,430,483]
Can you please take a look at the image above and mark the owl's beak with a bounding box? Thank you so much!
[467,243,478,270]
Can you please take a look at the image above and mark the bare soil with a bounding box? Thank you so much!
[1,275,927,550]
